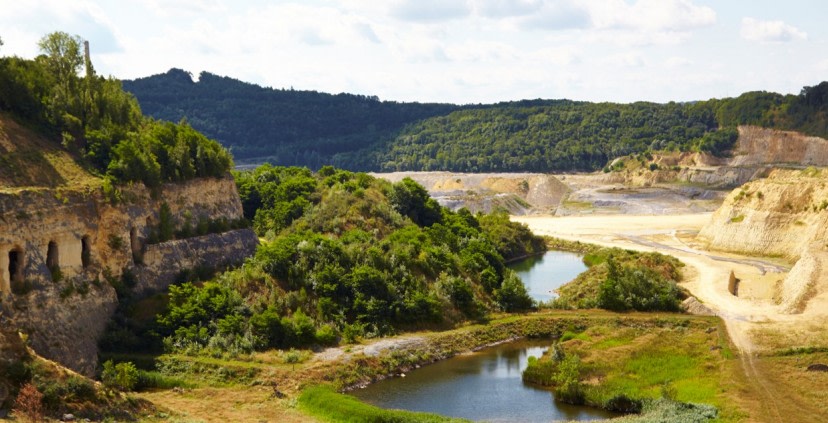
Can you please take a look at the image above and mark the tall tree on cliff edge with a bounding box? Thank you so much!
[37,31,86,149]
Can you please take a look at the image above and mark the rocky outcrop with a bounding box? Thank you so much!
[731,126,828,167]
[0,176,257,375]
[698,169,828,313]
[132,229,258,296]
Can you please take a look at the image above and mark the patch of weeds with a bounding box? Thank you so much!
[108,234,124,250]
[729,215,745,223]
[560,330,591,342]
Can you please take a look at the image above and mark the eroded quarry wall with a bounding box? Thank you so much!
[375,172,569,214]
[731,126,828,167]
[698,169,828,313]
[0,177,257,375]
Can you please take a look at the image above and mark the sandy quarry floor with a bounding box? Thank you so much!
[512,213,828,355]
[515,213,828,421]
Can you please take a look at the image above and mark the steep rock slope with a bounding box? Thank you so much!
[601,126,828,190]
[731,126,828,167]
[0,178,258,375]
[698,169,828,313]
[0,115,257,376]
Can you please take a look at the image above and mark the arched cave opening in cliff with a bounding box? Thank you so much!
[130,227,143,265]
[8,248,23,284]
[46,241,59,272]
[81,236,91,268]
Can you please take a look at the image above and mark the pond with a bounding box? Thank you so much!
[510,250,588,302]
[351,339,615,422]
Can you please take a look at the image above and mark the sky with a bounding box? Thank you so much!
[1,0,826,104]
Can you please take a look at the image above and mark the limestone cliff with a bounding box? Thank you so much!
[730,126,828,167]
[602,126,828,189]
[0,177,258,375]
[698,169,828,313]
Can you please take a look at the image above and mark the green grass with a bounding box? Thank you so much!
[559,330,591,342]
[522,317,740,420]
[135,370,196,391]
[593,337,633,350]
[298,385,470,422]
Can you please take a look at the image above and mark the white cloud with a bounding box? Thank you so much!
[391,0,471,23]
[588,0,716,31]
[519,1,591,30]
[473,0,543,18]
[665,56,693,68]
[444,41,517,62]
[530,46,580,65]
[741,17,807,43]
[354,23,381,44]
[0,0,122,53]
[145,0,226,18]
[602,51,647,68]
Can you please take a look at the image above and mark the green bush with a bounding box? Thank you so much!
[101,360,138,392]
[597,257,681,312]
[315,324,339,346]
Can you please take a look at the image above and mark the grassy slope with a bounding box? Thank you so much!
[0,113,100,192]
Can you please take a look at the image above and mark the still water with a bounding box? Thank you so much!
[510,251,588,302]
[351,339,614,422]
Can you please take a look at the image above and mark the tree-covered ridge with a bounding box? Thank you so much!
[122,69,459,164]
[124,69,828,172]
[103,166,546,356]
[365,100,721,172]
[0,32,232,188]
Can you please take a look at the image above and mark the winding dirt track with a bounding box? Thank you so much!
[513,213,828,422]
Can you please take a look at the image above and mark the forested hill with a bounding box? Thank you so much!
[125,69,828,172]
[0,34,232,190]
[122,69,460,164]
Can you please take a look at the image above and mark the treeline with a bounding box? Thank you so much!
[0,32,231,188]
[122,69,459,164]
[102,166,546,356]
[124,69,828,172]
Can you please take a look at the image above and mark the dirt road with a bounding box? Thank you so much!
[514,213,828,421]
[512,214,825,352]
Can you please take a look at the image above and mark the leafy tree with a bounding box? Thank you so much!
[554,354,584,404]
[389,178,442,227]
[101,360,138,392]
[495,272,534,312]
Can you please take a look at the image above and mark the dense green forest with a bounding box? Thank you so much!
[102,166,546,356]
[124,69,828,172]
[0,32,231,188]
[122,69,459,164]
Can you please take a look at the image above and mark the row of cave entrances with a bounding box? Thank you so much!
[5,236,93,288]
[4,228,143,293]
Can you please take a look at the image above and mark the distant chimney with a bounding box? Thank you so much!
[83,40,93,78]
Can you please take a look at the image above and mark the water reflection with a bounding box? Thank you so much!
[511,251,587,302]
[352,340,615,422]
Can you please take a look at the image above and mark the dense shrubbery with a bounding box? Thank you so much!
[104,166,544,357]
[0,32,232,188]
[550,245,684,312]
